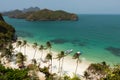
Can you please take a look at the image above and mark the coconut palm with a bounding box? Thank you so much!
[16,52,26,69]
[84,71,90,80]
[60,50,72,76]
[8,43,14,52]
[22,40,27,55]
[32,59,37,65]
[39,45,44,59]
[32,42,38,59]
[16,41,22,52]
[59,51,65,78]
[56,51,65,73]
[1,48,12,61]
[73,52,81,75]
[45,53,52,73]
[46,41,52,53]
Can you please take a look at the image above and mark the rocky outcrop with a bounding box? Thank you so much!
[0,13,5,21]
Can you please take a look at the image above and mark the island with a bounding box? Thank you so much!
[2,8,78,21]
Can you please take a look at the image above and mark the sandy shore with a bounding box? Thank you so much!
[1,41,91,79]
[13,41,91,76]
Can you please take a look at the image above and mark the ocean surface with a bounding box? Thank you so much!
[4,15,120,65]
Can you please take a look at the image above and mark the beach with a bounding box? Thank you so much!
[1,40,91,79]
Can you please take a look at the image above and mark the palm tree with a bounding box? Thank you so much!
[59,51,65,78]
[16,52,26,69]
[84,71,90,80]
[22,40,27,55]
[46,41,51,53]
[32,42,38,59]
[8,43,14,54]
[16,41,22,52]
[1,48,12,61]
[73,52,81,75]
[39,45,44,59]
[56,51,64,73]
[45,53,52,73]
[32,59,37,65]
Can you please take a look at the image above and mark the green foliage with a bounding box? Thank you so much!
[87,62,110,75]
[0,64,30,80]
[46,53,52,60]
[0,14,15,48]
[16,52,26,66]
[101,65,120,80]
[1,48,12,58]
[63,75,71,80]
[40,67,52,79]
[56,51,65,60]
[70,75,81,80]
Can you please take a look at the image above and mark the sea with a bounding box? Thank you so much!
[4,14,120,65]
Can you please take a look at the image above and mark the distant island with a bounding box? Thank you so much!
[2,7,78,21]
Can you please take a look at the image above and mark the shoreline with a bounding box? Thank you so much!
[13,39,91,77]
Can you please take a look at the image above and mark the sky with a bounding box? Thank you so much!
[0,0,120,14]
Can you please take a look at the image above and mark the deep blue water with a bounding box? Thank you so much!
[4,15,120,65]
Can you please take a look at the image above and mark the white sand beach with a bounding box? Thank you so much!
[1,41,91,79]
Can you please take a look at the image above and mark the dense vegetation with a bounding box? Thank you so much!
[2,8,78,21]
[0,64,30,80]
[84,62,120,80]
[0,13,15,49]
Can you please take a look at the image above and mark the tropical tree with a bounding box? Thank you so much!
[8,43,14,52]
[46,41,52,53]
[102,65,120,80]
[16,52,26,69]
[45,53,52,73]
[39,45,44,59]
[72,52,81,75]
[56,51,65,79]
[1,48,12,62]
[16,41,22,52]
[84,71,90,80]
[56,51,63,73]
[0,64,30,80]
[22,40,28,55]
[85,62,110,80]
[61,50,72,75]
[57,51,65,73]
[28,59,39,71]
[32,42,38,59]
[32,59,37,65]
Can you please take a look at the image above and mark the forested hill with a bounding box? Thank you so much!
[2,8,78,21]
[0,13,15,48]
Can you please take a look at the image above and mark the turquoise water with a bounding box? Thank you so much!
[4,15,120,65]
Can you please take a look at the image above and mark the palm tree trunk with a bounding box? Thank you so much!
[75,59,79,75]
[40,50,43,59]
[58,59,61,73]
[33,48,37,59]
[51,59,52,73]
[49,48,51,53]
[24,45,26,55]
[20,46,22,52]
[60,57,64,77]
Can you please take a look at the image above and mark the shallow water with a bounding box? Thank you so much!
[4,14,120,65]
